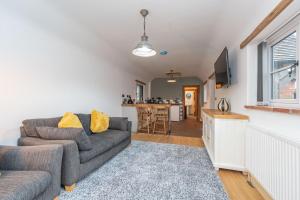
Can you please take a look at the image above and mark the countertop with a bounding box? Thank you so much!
[202,109,249,120]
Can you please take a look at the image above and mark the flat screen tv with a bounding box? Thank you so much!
[214,47,231,88]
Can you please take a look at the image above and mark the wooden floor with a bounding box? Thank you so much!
[132,133,264,200]
[171,118,202,138]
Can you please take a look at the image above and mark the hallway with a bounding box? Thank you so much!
[170,118,202,138]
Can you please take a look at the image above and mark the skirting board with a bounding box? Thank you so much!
[248,173,273,200]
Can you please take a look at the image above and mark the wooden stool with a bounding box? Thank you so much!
[153,106,169,134]
[137,107,152,134]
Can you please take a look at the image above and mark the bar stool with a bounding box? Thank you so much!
[137,106,152,134]
[153,106,169,134]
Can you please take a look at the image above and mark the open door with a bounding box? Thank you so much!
[182,85,200,121]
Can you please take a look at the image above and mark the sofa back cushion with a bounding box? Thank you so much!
[36,127,92,151]
[22,117,61,137]
[76,114,93,136]
[109,117,128,131]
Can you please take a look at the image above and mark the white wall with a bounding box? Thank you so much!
[215,2,300,142]
[0,4,151,145]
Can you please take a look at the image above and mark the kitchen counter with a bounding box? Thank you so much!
[122,104,171,108]
[202,109,249,120]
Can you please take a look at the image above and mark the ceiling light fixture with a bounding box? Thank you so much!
[166,70,181,83]
[167,79,177,83]
[132,9,156,57]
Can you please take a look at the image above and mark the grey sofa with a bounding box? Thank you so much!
[18,115,132,191]
[0,145,63,200]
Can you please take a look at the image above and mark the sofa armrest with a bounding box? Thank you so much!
[18,137,80,186]
[0,145,63,198]
[127,121,132,134]
[0,144,62,172]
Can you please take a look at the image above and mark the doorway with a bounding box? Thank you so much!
[182,85,200,121]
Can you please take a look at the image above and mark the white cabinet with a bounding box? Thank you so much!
[170,105,183,121]
[202,109,248,172]
[122,106,137,133]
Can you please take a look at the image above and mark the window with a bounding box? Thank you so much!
[270,32,298,101]
[136,83,144,102]
[258,17,300,106]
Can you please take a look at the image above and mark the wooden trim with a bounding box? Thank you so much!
[240,0,293,49]
[245,105,300,115]
[64,184,76,192]
[182,85,200,121]
[135,80,146,85]
[248,173,273,200]
[203,80,208,85]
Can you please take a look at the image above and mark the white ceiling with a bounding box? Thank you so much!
[5,0,285,80]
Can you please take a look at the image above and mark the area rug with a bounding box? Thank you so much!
[60,141,229,200]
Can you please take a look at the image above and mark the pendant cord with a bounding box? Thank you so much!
[143,16,146,36]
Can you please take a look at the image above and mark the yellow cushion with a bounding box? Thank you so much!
[90,109,109,133]
[58,112,83,128]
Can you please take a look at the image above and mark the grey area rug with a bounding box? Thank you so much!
[60,141,229,200]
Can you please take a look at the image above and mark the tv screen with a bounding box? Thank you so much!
[214,47,231,88]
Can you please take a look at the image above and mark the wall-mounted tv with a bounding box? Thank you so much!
[214,47,231,88]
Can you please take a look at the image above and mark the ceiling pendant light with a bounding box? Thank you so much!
[166,70,181,83]
[132,9,156,57]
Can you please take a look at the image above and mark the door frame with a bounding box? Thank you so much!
[182,85,200,121]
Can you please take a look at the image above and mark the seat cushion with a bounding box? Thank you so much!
[0,170,51,200]
[79,130,130,163]
[79,135,113,163]
[99,130,131,145]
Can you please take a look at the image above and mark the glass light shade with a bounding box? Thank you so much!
[167,79,176,83]
[132,41,156,57]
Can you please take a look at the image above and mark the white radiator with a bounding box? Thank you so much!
[246,124,300,200]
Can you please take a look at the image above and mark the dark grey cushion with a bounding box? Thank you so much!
[22,117,61,137]
[0,170,51,200]
[76,114,93,136]
[79,134,113,163]
[109,117,128,131]
[100,129,131,145]
[36,127,92,151]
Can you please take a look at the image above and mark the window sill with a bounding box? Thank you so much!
[244,105,300,115]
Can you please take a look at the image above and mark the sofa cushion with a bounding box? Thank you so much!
[58,112,83,128]
[0,170,51,200]
[90,110,109,133]
[100,130,131,145]
[36,127,92,151]
[109,117,128,131]
[76,114,93,136]
[22,117,61,137]
[79,135,113,163]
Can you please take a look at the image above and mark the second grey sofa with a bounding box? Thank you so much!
[0,145,63,200]
[18,115,132,191]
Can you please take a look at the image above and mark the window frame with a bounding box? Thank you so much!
[265,21,300,107]
[136,83,144,102]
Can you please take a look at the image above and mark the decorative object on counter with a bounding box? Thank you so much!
[217,98,230,112]
[122,94,127,104]
[127,95,134,104]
